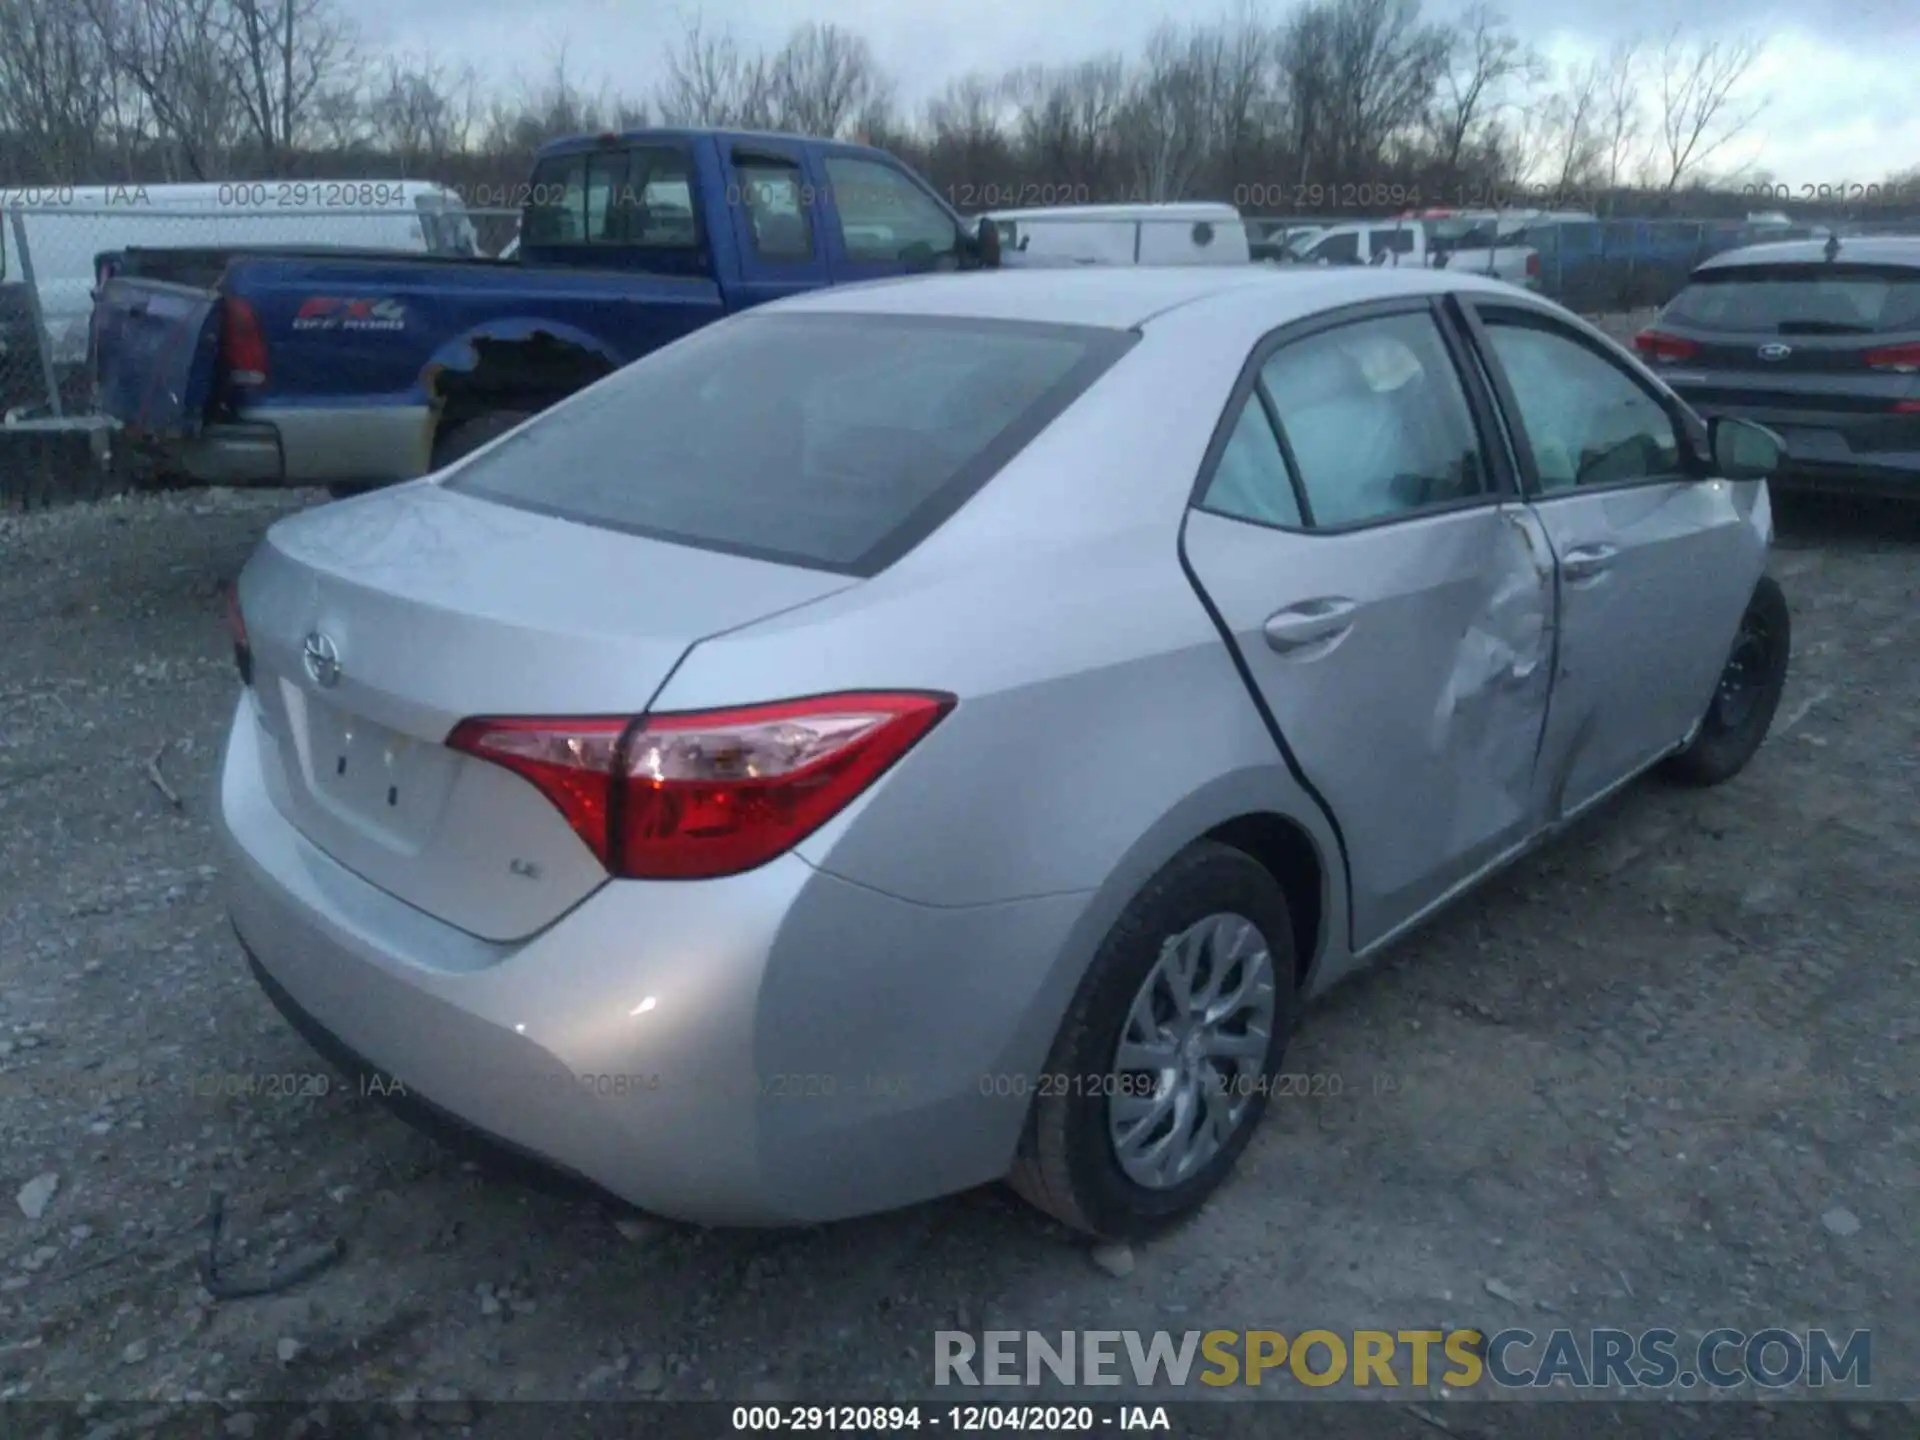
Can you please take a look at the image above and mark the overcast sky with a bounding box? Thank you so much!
[354,0,1920,187]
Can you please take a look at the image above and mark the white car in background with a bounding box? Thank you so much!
[987,203,1252,268]
[1294,210,1593,290]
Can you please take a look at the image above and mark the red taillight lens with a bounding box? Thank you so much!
[221,299,269,385]
[1525,252,1540,276]
[1863,342,1920,374]
[1633,330,1699,364]
[224,583,252,685]
[447,692,954,880]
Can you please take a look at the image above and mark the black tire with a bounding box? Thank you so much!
[1659,574,1791,788]
[432,409,532,470]
[1007,841,1300,1240]
[325,481,378,500]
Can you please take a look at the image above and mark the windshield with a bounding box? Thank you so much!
[446,312,1137,575]
[1665,265,1920,334]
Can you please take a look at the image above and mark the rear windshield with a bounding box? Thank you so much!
[1666,264,1920,334]
[446,312,1137,575]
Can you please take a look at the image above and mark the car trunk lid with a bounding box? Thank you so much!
[235,483,857,941]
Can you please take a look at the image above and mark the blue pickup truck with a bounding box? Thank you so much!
[92,129,1002,495]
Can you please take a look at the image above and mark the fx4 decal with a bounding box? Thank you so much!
[292,298,407,332]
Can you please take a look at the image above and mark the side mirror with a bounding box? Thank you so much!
[1709,416,1784,480]
[973,216,1001,269]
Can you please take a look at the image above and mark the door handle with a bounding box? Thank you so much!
[1264,598,1358,653]
[1560,543,1617,580]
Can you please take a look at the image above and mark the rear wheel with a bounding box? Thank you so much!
[1008,841,1299,1239]
[432,410,532,471]
[1659,575,1791,787]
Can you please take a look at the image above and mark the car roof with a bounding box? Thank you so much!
[769,264,1515,330]
[1696,236,1920,272]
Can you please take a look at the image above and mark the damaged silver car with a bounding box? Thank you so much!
[221,265,1790,1239]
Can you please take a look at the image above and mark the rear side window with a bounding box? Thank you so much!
[1665,265,1920,334]
[446,313,1137,575]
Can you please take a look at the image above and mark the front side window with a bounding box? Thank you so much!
[1259,312,1489,527]
[823,156,958,265]
[1481,317,1682,492]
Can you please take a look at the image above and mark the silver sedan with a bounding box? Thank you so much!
[218,265,1791,1237]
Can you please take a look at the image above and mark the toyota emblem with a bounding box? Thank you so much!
[1757,342,1792,361]
[302,631,341,688]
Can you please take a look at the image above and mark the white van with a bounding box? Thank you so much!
[0,180,478,372]
[987,202,1251,267]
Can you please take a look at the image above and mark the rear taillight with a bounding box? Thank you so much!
[1633,330,1699,364]
[225,583,252,685]
[1863,342,1920,374]
[1525,252,1540,277]
[221,299,269,386]
[446,692,954,880]
[1890,399,1920,414]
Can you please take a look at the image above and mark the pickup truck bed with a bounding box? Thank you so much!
[91,128,996,492]
[95,249,720,486]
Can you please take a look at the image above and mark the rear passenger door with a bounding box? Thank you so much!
[1181,301,1558,952]
[721,143,831,310]
[1455,300,1763,820]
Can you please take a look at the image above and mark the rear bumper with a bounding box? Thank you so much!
[214,696,1088,1225]
[154,404,435,487]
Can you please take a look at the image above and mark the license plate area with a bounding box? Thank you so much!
[293,689,458,846]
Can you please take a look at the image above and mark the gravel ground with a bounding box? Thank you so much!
[1,460,1915,1434]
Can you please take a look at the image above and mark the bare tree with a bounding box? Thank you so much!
[221,0,355,170]
[1652,27,1765,193]
[0,0,112,178]
[1117,24,1218,203]
[1003,57,1127,195]
[85,0,243,179]
[765,22,890,139]
[1532,54,1605,195]
[1317,0,1450,181]
[1591,36,1645,209]
[653,13,772,128]
[1274,2,1337,187]
[1427,4,1537,176]
[369,51,480,168]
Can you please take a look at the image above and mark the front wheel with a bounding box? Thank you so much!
[1659,574,1791,788]
[1007,841,1299,1239]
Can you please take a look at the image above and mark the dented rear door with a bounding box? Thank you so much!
[1184,500,1555,952]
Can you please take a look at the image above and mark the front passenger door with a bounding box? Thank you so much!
[1459,302,1764,820]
